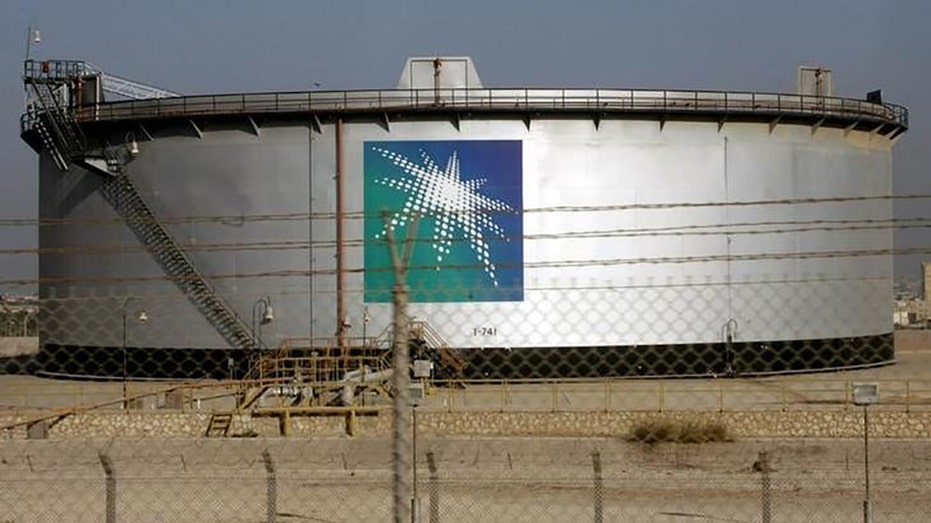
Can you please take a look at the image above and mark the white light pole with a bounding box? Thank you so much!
[411,394,421,523]
[853,382,879,523]
[363,306,371,348]
[25,25,41,62]
[251,296,274,349]
[121,297,148,409]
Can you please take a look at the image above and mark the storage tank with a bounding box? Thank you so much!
[20,57,908,378]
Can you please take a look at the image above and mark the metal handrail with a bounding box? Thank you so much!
[20,86,907,134]
[430,377,931,413]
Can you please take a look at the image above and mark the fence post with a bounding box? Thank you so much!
[385,212,417,523]
[592,451,603,523]
[427,451,439,523]
[99,452,116,523]
[262,449,277,523]
[412,406,419,522]
[758,451,772,523]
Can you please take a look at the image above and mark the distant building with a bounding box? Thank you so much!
[924,261,931,301]
[895,262,931,328]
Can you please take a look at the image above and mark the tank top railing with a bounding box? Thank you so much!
[52,87,906,131]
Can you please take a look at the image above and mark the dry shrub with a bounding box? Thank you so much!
[628,418,732,444]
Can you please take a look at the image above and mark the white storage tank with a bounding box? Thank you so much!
[21,57,908,378]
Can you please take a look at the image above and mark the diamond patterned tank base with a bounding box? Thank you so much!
[16,333,894,380]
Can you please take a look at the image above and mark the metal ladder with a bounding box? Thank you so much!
[30,113,66,170]
[99,173,259,350]
[22,60,257,352]
[28,83,85,171]
[204,411,233,437]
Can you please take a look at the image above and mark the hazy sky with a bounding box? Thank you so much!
[2,0,930,293]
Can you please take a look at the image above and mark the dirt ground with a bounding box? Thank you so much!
[1,436,930,522]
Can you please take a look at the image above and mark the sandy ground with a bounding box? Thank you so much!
[1,436,930,522]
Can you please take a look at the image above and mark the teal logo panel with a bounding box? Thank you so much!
[364,140,523,302]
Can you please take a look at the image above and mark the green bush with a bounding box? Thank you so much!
[628,418,732,444]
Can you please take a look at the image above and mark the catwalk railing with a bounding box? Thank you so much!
[20,86,908,134]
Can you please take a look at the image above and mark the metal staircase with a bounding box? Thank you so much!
[204,411,233,437]
[21,59,177,171]
[99,173,260,350]
[26,83,86,171]
[410,319,468,376]
[22,59,257,352]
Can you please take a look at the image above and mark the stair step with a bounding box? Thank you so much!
[99,175,259,351]
[205,412,234,437]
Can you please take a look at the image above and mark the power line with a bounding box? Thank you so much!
[4,246,931,287]
[2,193,930,227]
[2,217,931,257]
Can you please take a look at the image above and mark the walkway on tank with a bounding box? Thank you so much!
[21,84,908,150]
[59,88,907,133]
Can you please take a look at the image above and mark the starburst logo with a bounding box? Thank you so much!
[364,140,523,303]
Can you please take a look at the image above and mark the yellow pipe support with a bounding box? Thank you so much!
[280,409,290,437]
[254,407,382,416]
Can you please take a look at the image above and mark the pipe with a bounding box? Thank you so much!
[343,367,394,384]
[336,118,346,353]
[433,58,442,105]
[340,369,394,406]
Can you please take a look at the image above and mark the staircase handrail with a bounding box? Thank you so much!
[101,174,259,351]
[410,318,468,372]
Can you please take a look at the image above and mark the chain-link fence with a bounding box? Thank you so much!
[4,196,931,521]
[3,290,931,521]
[3,438,931,522]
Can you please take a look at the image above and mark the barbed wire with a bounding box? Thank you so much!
[1,192,929,227]
[1,246,928,288]
[1,217,930,258]
[0,274,894,304]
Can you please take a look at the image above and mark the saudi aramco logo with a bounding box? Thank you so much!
[364,140,523,303]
